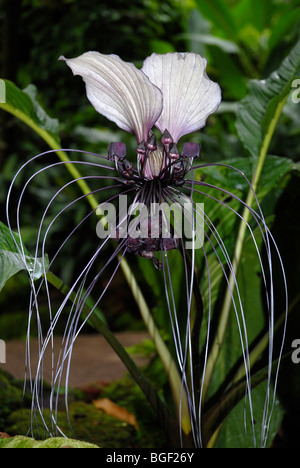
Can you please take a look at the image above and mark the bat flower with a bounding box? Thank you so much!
[60,52,221,266]
[6,51,286,449]
[60,52,221,182]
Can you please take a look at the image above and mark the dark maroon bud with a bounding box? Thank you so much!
[108,142,127,160]
[119,159,134,179]
[146,133,157,151]
[162,238,179,251]
[168,142,179,160]
[126,237,140,254]
[136,140,146,155]
[181,142,201,159]
[161,129,173,146]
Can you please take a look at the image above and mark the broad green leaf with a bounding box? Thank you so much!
[229,0,273,33]
[191,155,295,445]
[0,80,60,147]
[244,0,271,32]
[194,0,238,41]
[205,222,269,395]
[268,8,300,54]
[0,222,48,292]
[177,33,240,54]
[149,39,176,54]
[193,155,298,269]
[199,155,299,200]
[202,41,300,416]
[207,47,248,100]
[202,354,289,447]
[208,381,283,448]
[236,38,300,160]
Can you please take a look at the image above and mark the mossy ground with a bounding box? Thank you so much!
[0,368,168,448]
[0,435,99,448]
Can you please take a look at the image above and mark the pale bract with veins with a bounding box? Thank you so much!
[59,52,221,180]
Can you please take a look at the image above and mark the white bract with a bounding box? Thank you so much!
[60,51,221,179]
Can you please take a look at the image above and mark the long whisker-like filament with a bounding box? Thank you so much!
[181,163,288,446]
[5,143,288,448]
[5,149,136,435]
[164,185,256,446]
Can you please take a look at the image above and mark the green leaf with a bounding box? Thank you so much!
[196,155,296,412]
[268,8,300,54]
[194,0,238,41]
[245,0,271,32]
[177,33,240,54]
[233,0,273,34]
[204,375,284,448]
[0,222,48,292]
[215,385,283,448]
[149,39,176,54]
[236,38,300,160]
[200,155,299,200]
[0,80,60,146]
[207,47,248,100]
[23,84,60,139]
[200,43,300,437]
[202,352,290,447]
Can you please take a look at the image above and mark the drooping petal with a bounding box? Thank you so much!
[60,52,163,143]
[142,53,222,143]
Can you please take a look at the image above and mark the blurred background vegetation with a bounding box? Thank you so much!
[0,0,299,447]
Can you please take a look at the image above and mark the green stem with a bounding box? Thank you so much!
[1,102,100,212]
[202,96,288,401]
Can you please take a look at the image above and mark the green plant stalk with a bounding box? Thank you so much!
[1,102,101,213]
[202,96,289,402]
[1,100,191,435]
